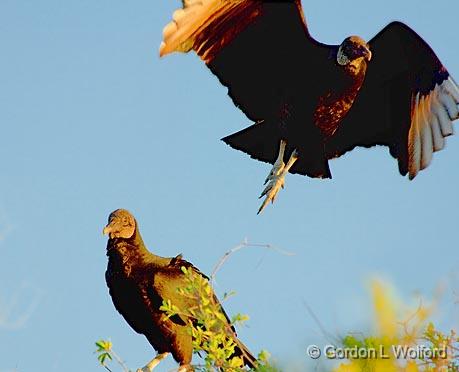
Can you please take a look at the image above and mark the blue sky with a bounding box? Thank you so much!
[1,0,458,371]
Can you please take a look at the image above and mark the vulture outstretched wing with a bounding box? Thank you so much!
[326,22,459,179]
[160,0,334,122]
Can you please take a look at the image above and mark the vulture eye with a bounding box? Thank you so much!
[160,0,458,213]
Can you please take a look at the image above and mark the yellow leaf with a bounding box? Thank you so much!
[334,362,360,372]
[405,361,420,372]
[372,280,397,339]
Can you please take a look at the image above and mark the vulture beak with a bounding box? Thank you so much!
[364,46,372,61]
[103,224,112,236]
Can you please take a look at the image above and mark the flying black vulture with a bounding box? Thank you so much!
[160,0,459,213]
[103,209,256,372]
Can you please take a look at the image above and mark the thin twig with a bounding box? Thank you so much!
[210,238,295,283]
[302,300,340,345]
[110,349,130,372]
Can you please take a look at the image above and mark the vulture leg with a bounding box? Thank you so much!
[136,352,169,372]
[258,143,298,214]
[264,139,287,184]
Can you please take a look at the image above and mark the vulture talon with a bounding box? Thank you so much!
[258,171,286,214]
[264,139,287,185]
[258,149,298,214]
[264,163,284,185]
[161,1,459,213]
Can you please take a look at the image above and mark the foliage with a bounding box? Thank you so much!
[96,278,459,372]
[95,339,130,372]
[95,339,113,366]
[160,265,277,371]
[334,280,459,372]
[95,265,278,371]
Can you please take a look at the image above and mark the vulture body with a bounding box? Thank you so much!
[103,209,256,371]
[160,0,459,213]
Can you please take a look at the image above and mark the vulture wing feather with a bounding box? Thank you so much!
[161,0,334,122]
[327,22,458,178]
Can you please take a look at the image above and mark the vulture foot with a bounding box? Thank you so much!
[263,139,286,184]
[258,145,298,214]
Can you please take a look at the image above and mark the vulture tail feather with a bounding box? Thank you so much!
[233,338,258,369]
[222,124,332,178]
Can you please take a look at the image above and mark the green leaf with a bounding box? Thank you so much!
[97,352,112,365]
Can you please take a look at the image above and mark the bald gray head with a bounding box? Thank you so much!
[337,36,372,73]
[103,209,136,239]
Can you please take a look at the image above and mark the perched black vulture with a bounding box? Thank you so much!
[103,209,256,371]
[160,0,459,213]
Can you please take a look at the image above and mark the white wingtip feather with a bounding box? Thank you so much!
[160,0,222,57]
[419,95,433,170]
[408,77,458,177]
[163,21,178,40]
[430,114,445,152]
[435,101,453,137]
[173,9,186,23]
[439,83,459,119]
[408,93,421,179]
[159,42,167,57]
[445,77,459,103]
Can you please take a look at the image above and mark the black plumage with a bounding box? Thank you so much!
[160,0,459,213]
[103,209,256,371]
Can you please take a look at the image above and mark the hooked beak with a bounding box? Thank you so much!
[363,46,372,61]
[103,224,112,236]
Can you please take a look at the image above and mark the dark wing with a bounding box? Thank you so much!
[153,255,235,332]
[152,256,257,367]
[169,254,210,280]
[326,22,459,179]
[160,0,334,122]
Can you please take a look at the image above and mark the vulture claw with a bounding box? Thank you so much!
[257,149,299,214]
[258,171,287,214]
[264,158,285,185]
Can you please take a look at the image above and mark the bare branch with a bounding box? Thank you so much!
[109,349,130,372]
[210,238,295,283]
[302,300,341,345]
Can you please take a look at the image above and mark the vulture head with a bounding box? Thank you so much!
[103,209,136,239]
[337,36,372,74]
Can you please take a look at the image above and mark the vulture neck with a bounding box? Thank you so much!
[343,60,368,80]
[314,60,367,138]
[108,228,155,264]
[128,228,149,253]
